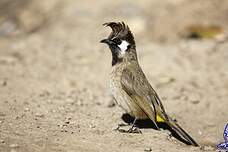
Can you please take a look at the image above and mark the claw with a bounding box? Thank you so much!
[113,125,142,134]
[127,127,142,134]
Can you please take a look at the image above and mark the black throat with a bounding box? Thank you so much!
[111,50,123,66]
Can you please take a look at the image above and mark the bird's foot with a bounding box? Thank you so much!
[113,124,142,134]
[166,132,175,141]
[127,127,142,134]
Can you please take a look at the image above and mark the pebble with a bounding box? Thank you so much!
[47,99,52,104]
[191,100,200,104]
[1,80,7,86]
[144,147,152,152]
[9,144,19,148]
[0,139,5,143]
[89,124,96,129]
[77,99,83,106]
[202,145,214,151]
[24,108,30,112]
[107,99,115,108]
[198,130,202,135]
[35,113,44,118]
[51,109,56,113]
[158,76,175,85]
[66,98,74,104]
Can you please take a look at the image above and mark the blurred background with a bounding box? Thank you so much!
[1,0,228,40]
[0,0,228,152]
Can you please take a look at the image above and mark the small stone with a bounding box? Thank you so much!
[89,124,96,129]
[55,138,60,141]
[66,117,72,121]
[202,146,214,151]
[35,113,44,118]
[24,108,30,112]
[191,100,200,104]
[107,99,115,108]
[51,109,56,113]
[39,90,50,97]
[66,98,75,104]
[47,99,52,104]
[0,139,5,143]
[95,102,101,105]
[9,144,19,148]
[65,121,70,124]
[144,147,152,152]
[57,124,63,129]
[76,124,80,128]
[1,80,7,86]
[76,99,83,106]
[158,76,175,84]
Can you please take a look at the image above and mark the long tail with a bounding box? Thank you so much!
[166,118,199,146]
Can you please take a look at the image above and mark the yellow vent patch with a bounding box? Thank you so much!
[156,115,165,122]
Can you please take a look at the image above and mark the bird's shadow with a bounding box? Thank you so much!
[121,113,169,129]
[121,113,192,145]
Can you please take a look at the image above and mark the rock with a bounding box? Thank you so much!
[144,147,152,152]
[89,124,96,129]
[1,79,7,86]
[66,98,75,104]
[35,113,44,118]
[158,76,175,85]
[191,100,200,104]
[76,99,83,106]
[9,144,19,148]
[107,99,116,108]
[24,108,30,112]
[201,145,214,151]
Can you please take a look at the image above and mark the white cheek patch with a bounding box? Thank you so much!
[118,40,129,55]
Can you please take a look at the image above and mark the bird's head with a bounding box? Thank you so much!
[100,22,137,66]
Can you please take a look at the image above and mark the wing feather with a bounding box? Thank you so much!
[120,63,168,126]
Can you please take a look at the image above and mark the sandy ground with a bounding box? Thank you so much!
[0,0,228,152]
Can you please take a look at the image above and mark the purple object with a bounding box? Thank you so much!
[217,123,228,151]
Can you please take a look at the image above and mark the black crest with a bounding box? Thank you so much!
[103,22,135,45]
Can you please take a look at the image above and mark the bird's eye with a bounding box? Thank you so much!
[112,37,121,45]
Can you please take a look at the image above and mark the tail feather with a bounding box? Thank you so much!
[167,118,199,146]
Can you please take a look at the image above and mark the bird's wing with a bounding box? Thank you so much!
[120,63,169,124]
[121,64,199,146]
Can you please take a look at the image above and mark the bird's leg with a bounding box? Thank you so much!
[127,118,142,134]
[114,118,142,134]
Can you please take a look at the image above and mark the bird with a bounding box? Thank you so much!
[100,21,199,146]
